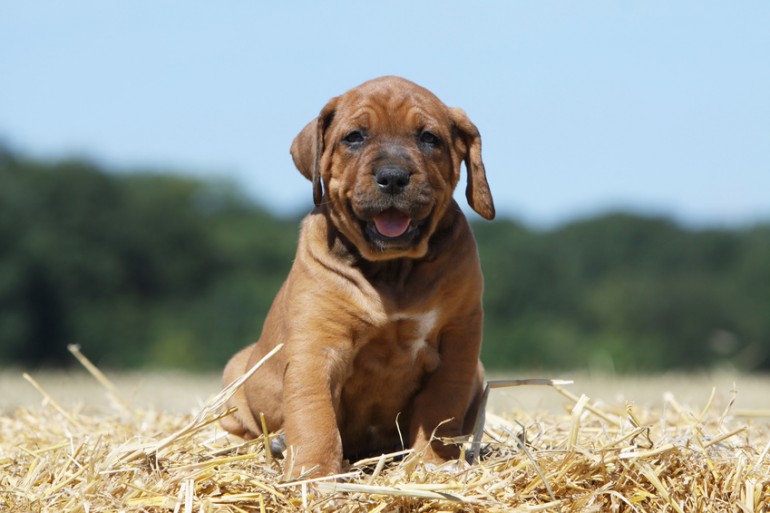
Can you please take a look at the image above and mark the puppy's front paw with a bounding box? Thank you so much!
[285,458,341,481]
[424,458,469,474]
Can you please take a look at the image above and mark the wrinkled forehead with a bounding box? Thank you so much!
[331,80,452,135]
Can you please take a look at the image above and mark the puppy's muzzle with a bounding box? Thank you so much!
[375,166,411,195]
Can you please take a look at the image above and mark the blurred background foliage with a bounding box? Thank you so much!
[2,144,768,372]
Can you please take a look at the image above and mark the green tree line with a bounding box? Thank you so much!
[2,145,768,371]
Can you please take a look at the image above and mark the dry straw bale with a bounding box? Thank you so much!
[1,347,768,512]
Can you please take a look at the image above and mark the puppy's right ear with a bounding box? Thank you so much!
[290,99,338,207]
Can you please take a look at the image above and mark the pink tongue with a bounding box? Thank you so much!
[373,209,411,238]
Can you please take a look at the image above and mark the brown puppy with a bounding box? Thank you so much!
[221,76,495,477]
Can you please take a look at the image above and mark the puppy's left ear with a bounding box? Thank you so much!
[450,108,495,220]
[290,98,338,206]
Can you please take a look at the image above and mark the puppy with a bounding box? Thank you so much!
[222,76,495,477]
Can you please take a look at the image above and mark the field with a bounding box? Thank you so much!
[1,354,769,512]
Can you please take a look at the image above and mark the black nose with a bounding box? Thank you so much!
[375,167,411,195]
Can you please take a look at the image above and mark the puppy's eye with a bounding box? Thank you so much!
[343,130,365,145]
[419,130,440,146]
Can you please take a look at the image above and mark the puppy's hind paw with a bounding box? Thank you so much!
[269,433,287,459]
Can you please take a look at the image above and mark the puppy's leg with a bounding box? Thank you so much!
[462,360,486,435]
[282,348,345,478]
[409,311,484,464]
[221,344,262,439]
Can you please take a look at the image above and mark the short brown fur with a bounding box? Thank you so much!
[222,76,494,477]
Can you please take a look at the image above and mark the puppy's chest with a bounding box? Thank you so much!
[348,309,442,387]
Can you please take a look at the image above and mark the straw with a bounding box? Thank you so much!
[2,350,768,512]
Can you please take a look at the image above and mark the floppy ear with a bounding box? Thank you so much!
[450,108,495,220]
[290,99,338,207]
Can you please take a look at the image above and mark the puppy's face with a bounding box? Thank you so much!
[291,76,494,261]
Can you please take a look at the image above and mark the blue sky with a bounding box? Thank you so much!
[2,1,769,227]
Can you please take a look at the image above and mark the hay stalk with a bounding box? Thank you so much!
[3,351,768,512]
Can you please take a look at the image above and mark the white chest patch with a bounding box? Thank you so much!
[391,309,439,357]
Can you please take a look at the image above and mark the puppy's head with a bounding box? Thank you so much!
[291,76,494,261]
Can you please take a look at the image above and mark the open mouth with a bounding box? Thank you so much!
[364,207,425,245]
[373,208,411,238]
